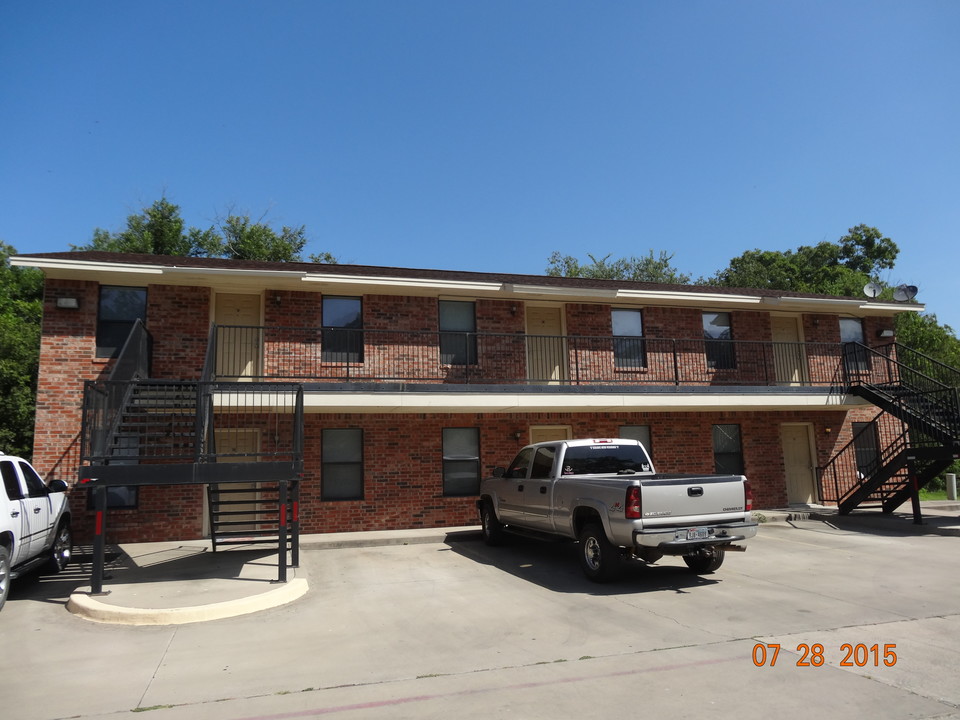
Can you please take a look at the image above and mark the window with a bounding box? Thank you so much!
[612,309,646,369]
[840,317,868,374]
[19,461,47,498]
[505,446,534,479]
[619,425,652,461]
[97,286,147,358]
[322,296,363,363]
[1,461,23,501]
[87,436,139,509]
[88,486,139,510]
[530,446,556,479]
[703,312,735,369]
[322,428,363,500]
[442,428,480,496]
[439,300,477,365]
[561,443,652,475]
[713,424,744,474]
[852,421,879,478]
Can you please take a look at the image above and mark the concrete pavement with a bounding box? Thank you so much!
[59,502,960,625]
[3,502,960,720]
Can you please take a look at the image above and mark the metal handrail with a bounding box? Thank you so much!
[208,324,849,387]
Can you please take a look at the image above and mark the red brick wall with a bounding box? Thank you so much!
[148,284,211,379]
[32,279,103,484]
[31,276,899,543]
[78,407,883,542]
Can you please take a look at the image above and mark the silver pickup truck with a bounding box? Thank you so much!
[477,438,757,582]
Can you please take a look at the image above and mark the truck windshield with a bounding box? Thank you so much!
[561,445,652,475]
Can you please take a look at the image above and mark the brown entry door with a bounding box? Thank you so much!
[782,424,817,504]
[771,316,807,386]
[526,306,567,384]
[215,293,262,378]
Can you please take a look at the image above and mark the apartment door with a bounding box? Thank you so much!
[215,293,262,378]
[771,316,807,386]
[526,306,567,384]
[529,426,572,444]
[203,429,261,536]
[781,424,817,504]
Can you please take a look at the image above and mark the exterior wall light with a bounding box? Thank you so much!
[56,297,80,309]
[877,329,895,338]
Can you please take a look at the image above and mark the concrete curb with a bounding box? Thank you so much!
[66,578,309,625]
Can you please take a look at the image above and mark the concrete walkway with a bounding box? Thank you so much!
[65,503,960,626]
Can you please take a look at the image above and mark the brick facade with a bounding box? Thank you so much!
[29,273,892,544]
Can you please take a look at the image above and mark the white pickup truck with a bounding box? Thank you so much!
[0,453,72,610]
[477,438,758,581]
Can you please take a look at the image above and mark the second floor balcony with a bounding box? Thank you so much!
[208,324,873,390]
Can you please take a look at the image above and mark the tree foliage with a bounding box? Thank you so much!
[708,224,898,297]
[72,197,336,263]
[546,250,691,284]
[0,242,43,458]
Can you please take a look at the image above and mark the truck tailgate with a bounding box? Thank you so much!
[639,474,748,526]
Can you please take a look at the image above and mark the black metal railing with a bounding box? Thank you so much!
[81,319,152,461]
[208,325,850,387]
[81,380,304,466]
[843,342,960,443]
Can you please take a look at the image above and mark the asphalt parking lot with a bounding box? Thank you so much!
[3,513,960,720]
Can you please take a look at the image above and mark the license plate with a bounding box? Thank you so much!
[686,528,710,540]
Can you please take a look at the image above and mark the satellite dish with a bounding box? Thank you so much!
[863,282,882,298]
[893,285,918,302]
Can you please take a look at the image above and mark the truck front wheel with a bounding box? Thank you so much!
[683,547,725,574]
[480,500,505,546]
[578,523,620,583]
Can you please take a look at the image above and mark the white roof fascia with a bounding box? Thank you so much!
[301,273,503,293]
[171,267,308,280]
[12,257,165,274]
[504,283,618,299]
[615,289,762,305]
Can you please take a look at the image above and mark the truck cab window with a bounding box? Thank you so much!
[530,447,556,479]
[506,447,533,479]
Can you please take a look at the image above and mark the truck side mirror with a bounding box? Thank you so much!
[492,467,505,478]
[47,479,69,493]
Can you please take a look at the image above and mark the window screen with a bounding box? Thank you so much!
[442,427,480,496]
[322,428,364,500]
[712,424,744,474]
[96,286,147,358]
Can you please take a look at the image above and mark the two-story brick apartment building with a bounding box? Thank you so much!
[13,250,958,545]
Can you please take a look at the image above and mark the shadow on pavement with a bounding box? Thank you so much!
[7,543,279,606]
[445,533,719,595]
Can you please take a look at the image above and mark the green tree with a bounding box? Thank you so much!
[212,215,308,262]
[894,312,960,369]
[0,242,43,458]
[709,225,897,297]
[546,250,691,284]
[72,197,336,263]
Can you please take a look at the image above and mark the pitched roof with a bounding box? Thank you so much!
[13,250,865,303]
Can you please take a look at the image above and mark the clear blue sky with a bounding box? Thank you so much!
[2,1,958,330]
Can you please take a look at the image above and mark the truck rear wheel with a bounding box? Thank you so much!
[0,546,10,611]
[480,500,505,546]
[578,523,620,583]
[683,547,725,574]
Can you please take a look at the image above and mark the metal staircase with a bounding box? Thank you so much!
[79,320,304,591]
[820,343,960,514]
[207,482,299,552]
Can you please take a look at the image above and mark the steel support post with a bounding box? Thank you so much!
[277,480,288,583]
[91,486,107,594]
